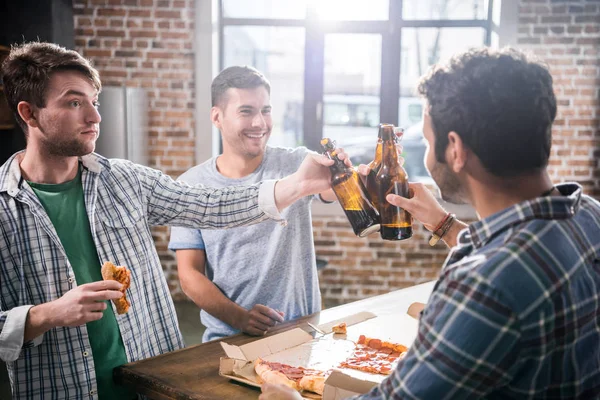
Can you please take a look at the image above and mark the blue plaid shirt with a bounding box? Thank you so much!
[357,183,600,399]
[0,152,282,399]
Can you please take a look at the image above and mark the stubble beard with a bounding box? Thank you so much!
[38,122,96,157]
[429,160,467,205]
[240,130,270,159]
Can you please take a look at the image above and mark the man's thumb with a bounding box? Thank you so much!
[386,193,410,208]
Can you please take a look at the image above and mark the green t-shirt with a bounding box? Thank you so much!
[29,168,136,400]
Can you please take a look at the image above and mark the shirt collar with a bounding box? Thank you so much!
[463,183,582,249]
[0,151,111,197]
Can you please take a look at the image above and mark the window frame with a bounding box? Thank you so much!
[218,0,497,151]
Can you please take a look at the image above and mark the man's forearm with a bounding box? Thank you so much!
[181,274,247,331]
[274,175,304,212]
[24,303,55,342]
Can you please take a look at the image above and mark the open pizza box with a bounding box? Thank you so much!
[219,309,420,399]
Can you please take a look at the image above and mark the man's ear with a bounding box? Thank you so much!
[210,106,222,130]
[446,131,468,173]
[17,101,39,129]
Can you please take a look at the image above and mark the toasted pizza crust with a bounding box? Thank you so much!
[299,374,326,395]
[332,322,347,334]
[254,358,300,391]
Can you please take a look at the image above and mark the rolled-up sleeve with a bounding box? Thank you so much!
[257,179,285,224]
[0,305,44,362]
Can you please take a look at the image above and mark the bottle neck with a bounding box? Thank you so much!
[328,151,347,171]
[381,130,399,164]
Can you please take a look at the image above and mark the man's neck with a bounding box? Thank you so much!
[19,147,80,184]
[468,170,555,220]
[216,151,264,179]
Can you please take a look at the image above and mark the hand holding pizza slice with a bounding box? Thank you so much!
[101,261,131,314]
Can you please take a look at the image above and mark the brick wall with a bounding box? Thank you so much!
[73,0,600,306]
[314,218,454,307]
[517,0,600,198]
[72,0,196,294]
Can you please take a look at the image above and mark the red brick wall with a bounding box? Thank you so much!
[517,0,600,198]
[73,0,600,306]
[72,0,196,294]
[314,218,453,307]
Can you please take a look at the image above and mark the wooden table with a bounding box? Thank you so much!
[115,281,435,400]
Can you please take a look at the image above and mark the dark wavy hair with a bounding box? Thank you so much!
[1,42,101,132]
[417,47,557,177]
[211,65,270,107]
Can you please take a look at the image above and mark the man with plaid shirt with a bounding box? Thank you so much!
[261,48,600,399]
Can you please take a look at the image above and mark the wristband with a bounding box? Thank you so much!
[429,213,456,246]
[431,212,451,233]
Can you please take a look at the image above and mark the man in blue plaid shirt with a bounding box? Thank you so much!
[0,42,347,399]
[261,48,600,399]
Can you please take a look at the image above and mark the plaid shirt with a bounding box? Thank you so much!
[357,183,600,399]
[0,152,282,399]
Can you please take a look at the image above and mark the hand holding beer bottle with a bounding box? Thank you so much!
[376,124,413,240]
[321,138,380,237]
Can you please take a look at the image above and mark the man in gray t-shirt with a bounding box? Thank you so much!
[169,66,337,342]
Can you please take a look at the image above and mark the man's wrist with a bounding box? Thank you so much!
[274,174,303,211]
[25,303,55,341]
[230,305,251,331]
[429,213,456,247]
[425,209,450,232]
[32,303,55,329]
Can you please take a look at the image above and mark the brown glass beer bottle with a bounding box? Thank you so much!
[321,138,380,237]
[376,124,413,240]
[365,126,383,211]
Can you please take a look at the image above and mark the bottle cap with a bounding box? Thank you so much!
[320,137,336,150]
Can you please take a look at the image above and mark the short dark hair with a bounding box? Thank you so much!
[418,47,557,177]
[1,42,101,132]
[211,66,270,107]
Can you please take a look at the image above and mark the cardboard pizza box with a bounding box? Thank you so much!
[219,311,377,397]
[322,370,379,400]
[218,311,419,398]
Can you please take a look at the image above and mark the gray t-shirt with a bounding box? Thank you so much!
[169,146,322,342]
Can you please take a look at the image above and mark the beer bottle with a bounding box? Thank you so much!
[365,125,384,210]
[376,124,413,240]
[321,138,380,237]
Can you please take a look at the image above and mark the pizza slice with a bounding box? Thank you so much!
[254,358,327,395]
[339,335,408,375]
[101,261,131,314]
[332,322,347,334]
[357,334,408,354]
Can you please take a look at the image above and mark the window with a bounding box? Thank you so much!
[402,0,487,20]
[312,0,389,20]
[222,0,307,19]
[222,26,305,147]
[220,0,496,181]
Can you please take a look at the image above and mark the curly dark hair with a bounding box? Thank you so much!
[211,65,270,107]
[1,42,101,133]
[417,47,557,177]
